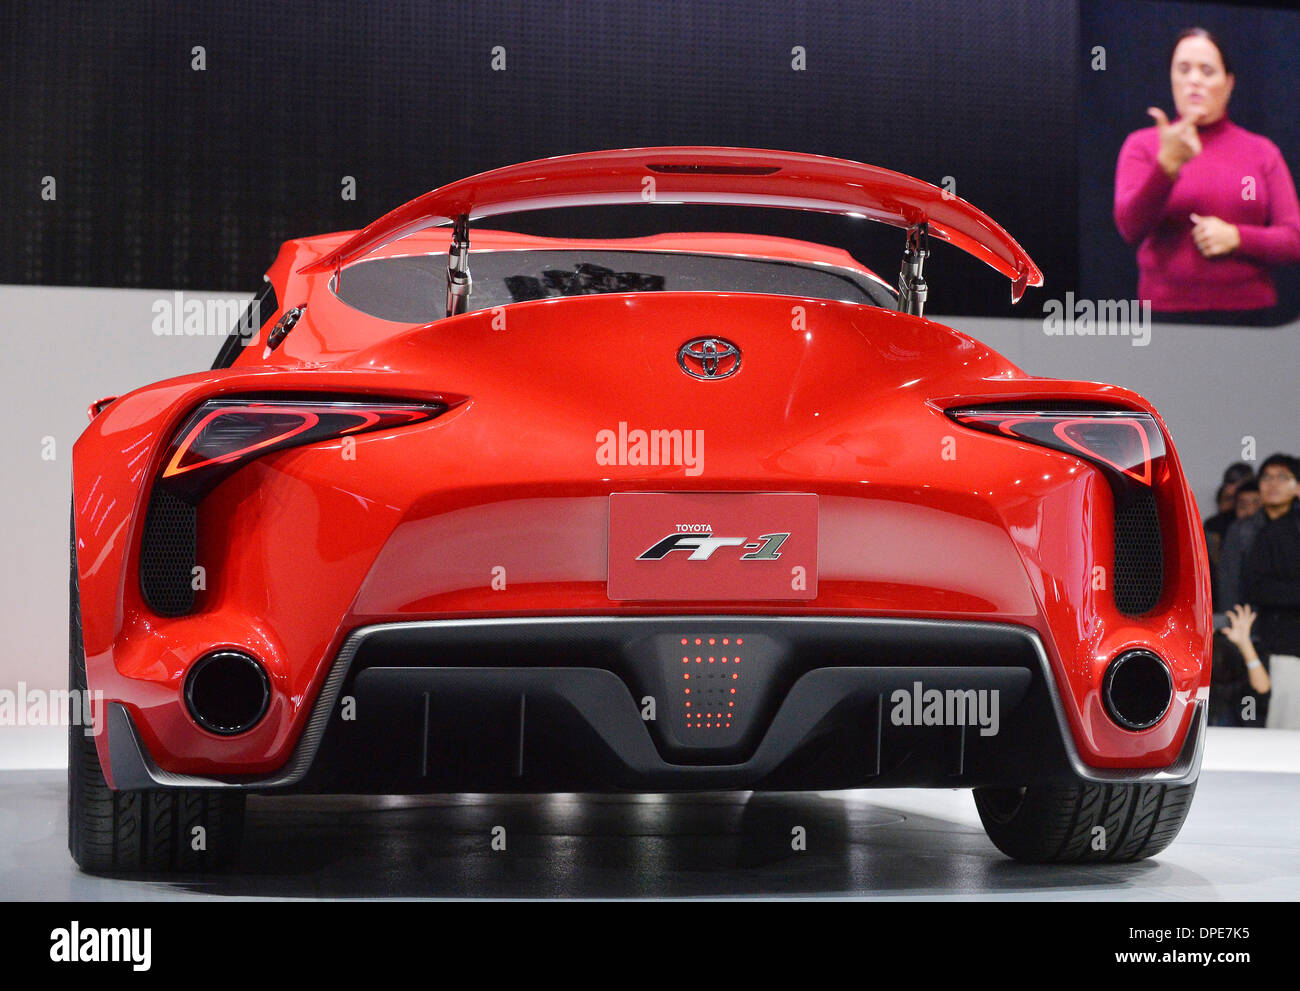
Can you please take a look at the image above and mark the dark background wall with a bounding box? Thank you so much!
[1078,0,1300,322]
[2,0,1076,316]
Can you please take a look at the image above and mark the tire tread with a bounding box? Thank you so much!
[974,777,1197,863]
[68,513,244,874]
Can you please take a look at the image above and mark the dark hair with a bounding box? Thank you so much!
[1222,461,1254,485]
[1234,479,1260,496]
[1258,453,1299,480]
[1171,27,1233,76]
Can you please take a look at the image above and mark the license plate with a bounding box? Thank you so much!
[607,492,818,600]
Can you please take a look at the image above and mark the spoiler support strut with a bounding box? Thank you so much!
[446,214,472,318]
[897,223,930,318]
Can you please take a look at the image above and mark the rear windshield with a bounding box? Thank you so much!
[334,249,894,323]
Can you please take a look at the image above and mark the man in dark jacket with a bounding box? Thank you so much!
[1218,460,1295,613]
[1243,455,1300,729]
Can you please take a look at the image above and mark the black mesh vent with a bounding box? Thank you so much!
[1113,490,1163,616]
[139,488,197,616]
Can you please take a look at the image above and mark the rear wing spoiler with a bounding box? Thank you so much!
[301,146,1043,316]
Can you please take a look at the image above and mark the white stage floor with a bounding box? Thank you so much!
[2,727,1297,900]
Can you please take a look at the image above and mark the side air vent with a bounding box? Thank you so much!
[1113,490,1164,616]
[139,488,197,616]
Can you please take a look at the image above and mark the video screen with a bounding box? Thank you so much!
[1080,0,1300,327]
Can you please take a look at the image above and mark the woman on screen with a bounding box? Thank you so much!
[1114,28,1300,324]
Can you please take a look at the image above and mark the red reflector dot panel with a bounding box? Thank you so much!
[665,633,757,740]
[649,630,779,753]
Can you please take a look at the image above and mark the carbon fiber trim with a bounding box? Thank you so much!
[108,629,365,791]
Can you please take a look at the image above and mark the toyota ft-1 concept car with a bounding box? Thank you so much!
[69,147,1209,872]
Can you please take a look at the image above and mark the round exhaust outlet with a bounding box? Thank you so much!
[1102,649,1173,731]
[184,650,271,735]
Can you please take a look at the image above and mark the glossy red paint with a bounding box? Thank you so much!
[70,152,1208,788]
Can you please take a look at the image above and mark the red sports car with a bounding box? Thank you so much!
[69,147,1210,873]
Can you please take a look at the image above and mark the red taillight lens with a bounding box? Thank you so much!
[159,399,443,501]
[946,407,1166,496]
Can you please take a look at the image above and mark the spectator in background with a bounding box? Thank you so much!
[1213,604,1272,726]
[1243,454,1300,728]
[1219,455,1296,612]
[1223,461,1256,488]
[1113,28,1300,325]
[1233,478,1261,521]
[1213,456,1296,726]
[1205,461,1254,574]
[1209,478,1257,612]
[1218,459,1252,504]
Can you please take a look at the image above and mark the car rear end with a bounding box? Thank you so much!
[69,147,1208,870]
[76,284,1208,802]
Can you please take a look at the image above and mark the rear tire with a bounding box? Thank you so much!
[973,779,1196,863]
[68,517,245,873]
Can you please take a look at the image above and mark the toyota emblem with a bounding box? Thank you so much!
[677,337,741,380]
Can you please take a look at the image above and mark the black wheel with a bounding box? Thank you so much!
[973,779,1197,863]
[68,517,245,873]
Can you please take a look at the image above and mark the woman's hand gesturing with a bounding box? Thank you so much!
[1190,213,1242,257]
[1220,604,1271,695]
[1148,106,1202,179]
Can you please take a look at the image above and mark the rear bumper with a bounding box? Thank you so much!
[106,616,1206,793]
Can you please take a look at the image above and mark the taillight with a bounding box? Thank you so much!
[158,398,443,501]
[946,407,1166,499]
[950,405,1169,615]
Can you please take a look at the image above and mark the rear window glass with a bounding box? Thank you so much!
[334,249,893,323]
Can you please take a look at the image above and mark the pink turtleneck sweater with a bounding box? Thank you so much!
[1114,115,1300,311]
